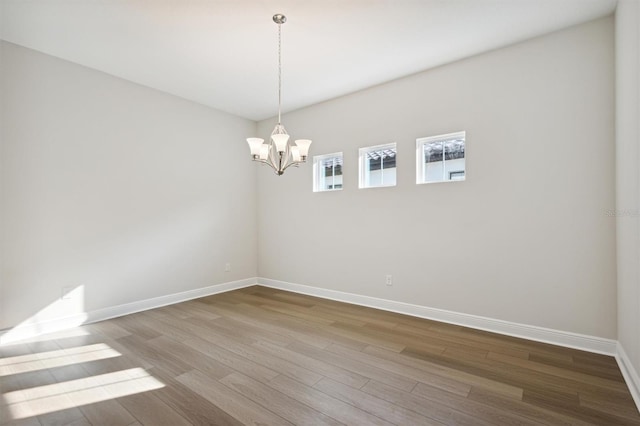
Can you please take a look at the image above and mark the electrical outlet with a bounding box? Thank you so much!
[385,275,393,286]
[225,263,231,272]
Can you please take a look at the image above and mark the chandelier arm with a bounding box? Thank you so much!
[277,152,284,173]
[259,156,279,174]
[282,149,305,172]
[281,159,302,172]
[284,142,292,167]
[279,143,292,173]
[253,158,274,170]
[268,143,279,169]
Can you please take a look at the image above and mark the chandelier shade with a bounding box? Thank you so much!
[245,14,312,176]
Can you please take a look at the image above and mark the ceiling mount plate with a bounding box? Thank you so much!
[273,14,286,25]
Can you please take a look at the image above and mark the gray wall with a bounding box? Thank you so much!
[0,16,621,345]
[616,0,640,387]
[0,41,258,329]
[257,17,616,338]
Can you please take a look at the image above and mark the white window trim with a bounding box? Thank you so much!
[359,142,397,189]
[416,131,466,185]
[313,152,343,192]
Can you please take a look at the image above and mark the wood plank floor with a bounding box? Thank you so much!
[1,285,639,425]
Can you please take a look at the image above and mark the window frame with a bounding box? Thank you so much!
[358,142,397,189]
[415,131,466,185]
[313,152,344,193]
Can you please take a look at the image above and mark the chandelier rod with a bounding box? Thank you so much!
[277,19,282,125]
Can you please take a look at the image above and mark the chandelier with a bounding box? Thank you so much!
[246,14,312,176]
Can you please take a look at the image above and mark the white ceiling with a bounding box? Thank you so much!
[0,0,617,121]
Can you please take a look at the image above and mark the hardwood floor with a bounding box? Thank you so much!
[1,285,639,425]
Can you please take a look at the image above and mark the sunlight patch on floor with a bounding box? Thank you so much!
[3,367,165,420]
[0,343,121,377]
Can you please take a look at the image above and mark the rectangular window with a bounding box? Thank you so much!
[313,152,343,192]
[359,143,397,188]
[416,131,465,184]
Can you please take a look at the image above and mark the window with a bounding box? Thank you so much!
[359,143,397,188]
[416,131,465,184]
[313,153,343,192]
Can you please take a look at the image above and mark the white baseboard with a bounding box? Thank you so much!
[0,277,257,345]
[85,277,257,324]
[616,343,640,410]
[2,276,637,411]
[257,277,618,356]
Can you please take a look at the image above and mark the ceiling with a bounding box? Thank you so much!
[0,0,617,121]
